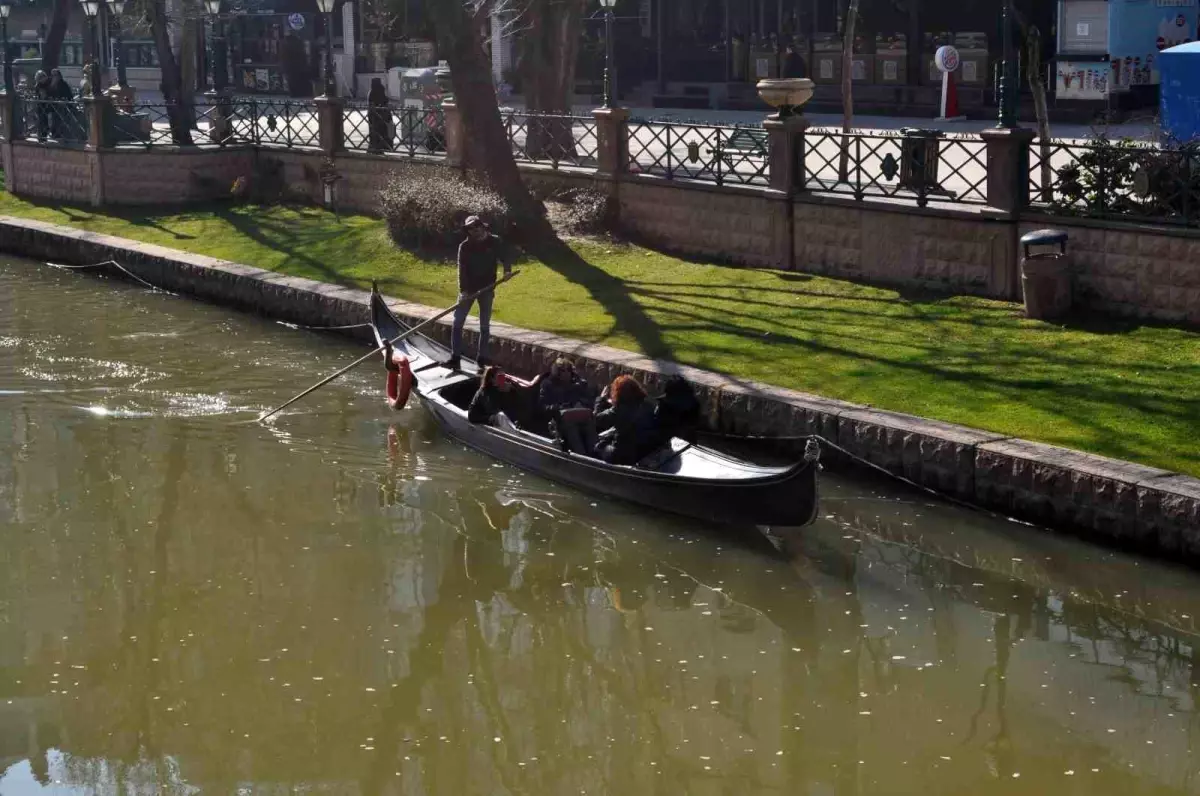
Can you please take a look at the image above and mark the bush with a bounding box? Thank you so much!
[378,166,513,250]
[544,187,615,236]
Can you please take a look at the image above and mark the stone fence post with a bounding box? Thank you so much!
[83,96,113,150]
[315,95,344,156]
[442,100,466,171]
[980,127,1035,214]
[592,106,630,179]
[764,114,809,195]
[0,91,18,141]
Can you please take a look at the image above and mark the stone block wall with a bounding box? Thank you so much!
[101,148,257,205]
[619,176,791,268]
[1020,219,1200,325]
[7,143,97,204]
[795,198,1019,300]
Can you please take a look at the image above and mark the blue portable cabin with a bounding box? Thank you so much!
[1160,42,1200,145]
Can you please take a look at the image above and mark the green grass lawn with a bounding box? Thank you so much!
[4,193,1198,477]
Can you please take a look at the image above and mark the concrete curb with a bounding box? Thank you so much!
[1,215,1196,555]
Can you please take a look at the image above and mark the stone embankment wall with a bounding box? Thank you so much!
[1,217,1196,558]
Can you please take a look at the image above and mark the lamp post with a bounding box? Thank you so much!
[997,0,1016,129]
[80,0,101,98]
[107,0,126,89]
[599,0,616,108]
[205,0,226,92]
[316,0,336,97]
[0,2,13,95]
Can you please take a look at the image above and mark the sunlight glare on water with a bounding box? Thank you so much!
[2,258,1200,794]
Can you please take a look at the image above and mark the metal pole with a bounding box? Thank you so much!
[998,0,1016,128]
[2,17,12,95]
[113,15,126,88]
[324,10,335,96]
[88,15,101,97]
[603,8,614,107]
[655,0,664,93]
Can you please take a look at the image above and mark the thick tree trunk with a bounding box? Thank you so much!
[837,0,860,182]
[430,0,548,235]
[149,0,194,144]
[40,0,73,71]
[521,0,587,161]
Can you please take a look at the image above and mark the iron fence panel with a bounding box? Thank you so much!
[627,118,769,186]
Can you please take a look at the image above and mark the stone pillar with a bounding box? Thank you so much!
[315,95,344,156]
[980,126,1035,214]
[592,106,630,178]
[83,96,112,150]
[442,100,466,170]
[764,114,809,195]
[0,91,17,141]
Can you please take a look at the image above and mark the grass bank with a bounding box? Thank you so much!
[3,193,1198,477]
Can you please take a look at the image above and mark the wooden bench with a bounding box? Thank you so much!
[711,127,769,171]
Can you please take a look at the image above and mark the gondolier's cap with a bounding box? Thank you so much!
[463,215,486,230]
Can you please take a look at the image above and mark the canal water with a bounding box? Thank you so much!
[3,258,1200,795]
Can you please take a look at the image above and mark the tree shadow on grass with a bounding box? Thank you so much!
[525,235,673,361]
[217,206,349,285]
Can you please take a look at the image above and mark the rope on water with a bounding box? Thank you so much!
[700,430,1027,526]
[46,259,173,294]
[46,261,369,334]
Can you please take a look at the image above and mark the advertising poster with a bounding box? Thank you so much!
[1109,0,1199,88]
[1056,60,1111,98]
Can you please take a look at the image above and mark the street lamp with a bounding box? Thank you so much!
[599,0,616,108]
[79,0,102,98]
[997,0,1016,129]
[205,0,226,92]
[0,2,13,95]
[107,0,127,90]
[315,0,336,97]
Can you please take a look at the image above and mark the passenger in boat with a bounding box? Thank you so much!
[595,375,659,465]
[444,216,515,372]
[654,375,702,443]
[538,358,598,454]
[468,365,516,427]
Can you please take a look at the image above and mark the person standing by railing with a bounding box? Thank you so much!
[367,78,391,153]
[33,70,50,141]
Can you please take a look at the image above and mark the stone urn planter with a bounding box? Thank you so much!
[756,77,815,118]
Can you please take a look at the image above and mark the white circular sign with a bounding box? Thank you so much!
[935,45,961,73]
[287,12,305,30]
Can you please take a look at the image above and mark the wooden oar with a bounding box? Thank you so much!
[255,273,519,423]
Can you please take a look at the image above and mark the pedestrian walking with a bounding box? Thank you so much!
[443,216,515,372]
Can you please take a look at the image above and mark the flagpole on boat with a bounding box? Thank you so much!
[255,273,519,423]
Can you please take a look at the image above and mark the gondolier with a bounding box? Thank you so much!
[444,216,515,372]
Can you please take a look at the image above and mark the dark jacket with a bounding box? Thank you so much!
[538,375,593,416]
[596,399,658,465]
[467,385,502,424]
[655,377,701,442]
[49,78,73,100]
[458,234,513,294]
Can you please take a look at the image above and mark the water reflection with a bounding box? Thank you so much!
[4,259,1200,794]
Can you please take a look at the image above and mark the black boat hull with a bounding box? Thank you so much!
[369,286,819,528]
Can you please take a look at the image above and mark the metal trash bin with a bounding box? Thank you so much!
[899,127,944,194]
[1020,229,1072,321]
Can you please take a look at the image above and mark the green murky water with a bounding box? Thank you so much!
[3,258,1200,795]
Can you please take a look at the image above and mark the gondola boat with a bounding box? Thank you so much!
[370,285,820,528]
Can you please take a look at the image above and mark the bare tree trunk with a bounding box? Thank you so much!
[40,0,73,71]
[1026,26,1053,203]
[148,0,194,144]
[836,0,860,182]
[521,0,587,160]
[429,0,549,236]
